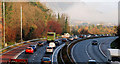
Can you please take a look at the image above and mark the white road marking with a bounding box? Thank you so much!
[85,42,92,60]
[71,43,78,64]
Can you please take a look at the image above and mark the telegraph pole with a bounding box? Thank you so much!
[3,2,6,47]
[21,5,23,42]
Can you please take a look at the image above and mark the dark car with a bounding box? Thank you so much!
[62,38,68,42]
[41,57,51,64]
[92,40,98,45]
[54,40,60,46]
[37,41,44,46]
[29,45,37,51]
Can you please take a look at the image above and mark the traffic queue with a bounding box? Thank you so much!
[7,33,112,64]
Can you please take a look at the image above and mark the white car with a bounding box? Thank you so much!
[88,60,97,64]
[49,42,56,48]
[74,36,78,40]
[46,46,53,53]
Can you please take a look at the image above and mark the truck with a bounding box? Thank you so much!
[47,32,56,43]
[7,59,28,64]
[107,49,120,64]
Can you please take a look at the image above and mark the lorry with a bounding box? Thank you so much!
[107,49,120,64]
[47,32,56,42]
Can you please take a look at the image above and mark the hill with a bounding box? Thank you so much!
[4,2,69,43]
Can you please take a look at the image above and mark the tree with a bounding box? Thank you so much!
[47,21,62,34]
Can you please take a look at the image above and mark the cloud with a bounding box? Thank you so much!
[64,2,118,25]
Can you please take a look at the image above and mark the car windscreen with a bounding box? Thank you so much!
[92,40,97,42]
[29,46,33,47]
[26,48,31,50]
[38,42,42,43]
[47,34,54,36]
[47,47,52,49]
[63,38,66,40]
[43,58,50,61]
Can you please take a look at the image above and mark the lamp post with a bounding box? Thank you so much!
[3,2,6,47]
[21,5,23,42]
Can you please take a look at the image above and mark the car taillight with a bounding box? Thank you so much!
[48,61,51,62]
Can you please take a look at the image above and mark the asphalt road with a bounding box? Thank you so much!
[71,37,117,64]
[17,40,64,64]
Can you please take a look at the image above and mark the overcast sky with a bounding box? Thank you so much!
[45,0,119,25]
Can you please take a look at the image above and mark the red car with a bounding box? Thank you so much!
[7,59,28,64]
[25,47,34,54]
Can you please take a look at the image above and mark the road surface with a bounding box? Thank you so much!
[71,37,117,64]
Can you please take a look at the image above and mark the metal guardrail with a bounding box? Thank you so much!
[58,36,114,64]
[0,38,46,52]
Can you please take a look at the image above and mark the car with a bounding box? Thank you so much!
[29,45,37,51]
[87,35,91,38]
[79,35,84,38]
[37,41,44,46]
[49,42,56,48]
[7,59,28,64]
[41,57,51,64]
[92,40,98,45]
[74,35,78,40]
[54,40,60,46]
[88,60,97,64]
[25,47,34,54]
[62,38,68,42]
[46,46,53,53]
[69,37,74,41]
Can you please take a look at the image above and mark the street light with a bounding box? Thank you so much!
[3,2,6,47]
[21,5,23,42]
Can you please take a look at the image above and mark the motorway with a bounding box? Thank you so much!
[17,40,64,64]
[71,37,117,64]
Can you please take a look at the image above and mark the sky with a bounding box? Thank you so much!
[44,0,119,25]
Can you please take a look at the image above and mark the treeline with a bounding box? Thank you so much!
[72,24,117,35]
[3,2,70,43]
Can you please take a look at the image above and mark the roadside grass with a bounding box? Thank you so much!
[111,37,120,49]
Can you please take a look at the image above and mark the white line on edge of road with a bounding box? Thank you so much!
[99,42,107,58]
[52,43,65,64]
[98,37,117,58]
[71,43,78,64]
[14,50,25,59]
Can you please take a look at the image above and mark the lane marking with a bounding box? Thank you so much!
[85,42,92,60]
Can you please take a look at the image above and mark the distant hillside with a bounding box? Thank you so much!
[5,2,55,42]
